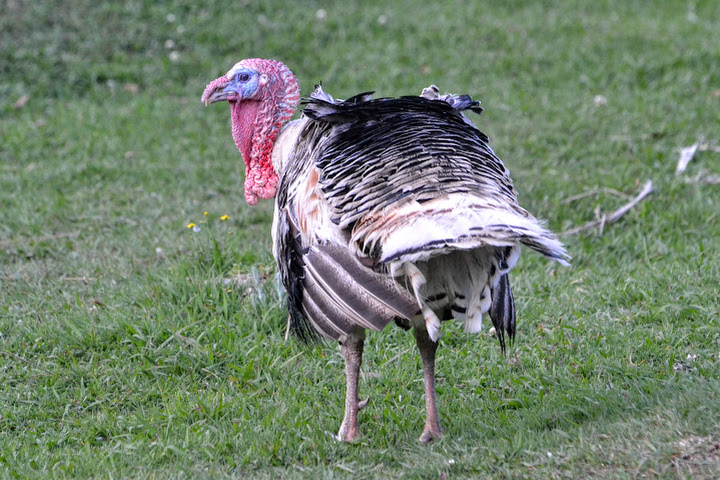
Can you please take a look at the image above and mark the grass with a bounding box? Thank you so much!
[2,0,720,478]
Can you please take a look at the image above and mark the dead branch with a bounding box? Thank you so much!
[60,276,94,283]
[561,186,633,205]
[685,170,720,185]
[562,180,654,236]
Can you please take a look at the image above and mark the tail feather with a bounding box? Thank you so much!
[489,273,515,355]
[359,197,571,266]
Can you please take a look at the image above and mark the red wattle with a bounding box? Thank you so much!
[230,101,278,203]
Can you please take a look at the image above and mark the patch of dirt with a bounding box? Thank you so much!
[669,435,720,478]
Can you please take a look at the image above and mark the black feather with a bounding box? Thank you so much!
[489,273,516,355]
[275,210,319,343]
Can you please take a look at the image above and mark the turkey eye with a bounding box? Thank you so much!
[237,73,250,82]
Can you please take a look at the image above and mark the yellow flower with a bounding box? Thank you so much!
[204,211,209,216]
[187,222,196,229]
[220,215,230,221]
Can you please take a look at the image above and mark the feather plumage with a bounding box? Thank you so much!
[275,89,568,343]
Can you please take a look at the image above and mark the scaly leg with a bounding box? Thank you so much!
[414,326,444,443]
[337,330,368,442]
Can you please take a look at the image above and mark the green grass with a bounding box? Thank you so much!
[2,0,720,478]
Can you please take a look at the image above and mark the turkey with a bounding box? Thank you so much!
[201,58,570,443]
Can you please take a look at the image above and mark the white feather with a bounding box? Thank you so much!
[350,194,567,265]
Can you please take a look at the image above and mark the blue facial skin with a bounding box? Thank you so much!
[224,68,260,99]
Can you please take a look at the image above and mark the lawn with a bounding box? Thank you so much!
[2,0,719,478]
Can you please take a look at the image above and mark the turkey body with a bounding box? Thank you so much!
[201,60,569,442]
[273,88,567,346]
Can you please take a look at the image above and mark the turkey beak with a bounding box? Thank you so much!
[201,77,241,106]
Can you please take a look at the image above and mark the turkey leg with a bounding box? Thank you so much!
[337,331,368,442]
[414,326,444,442]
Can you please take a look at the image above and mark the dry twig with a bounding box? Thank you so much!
[561,186,632,205]
[685,170,720,185]
[562,180,654,236]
